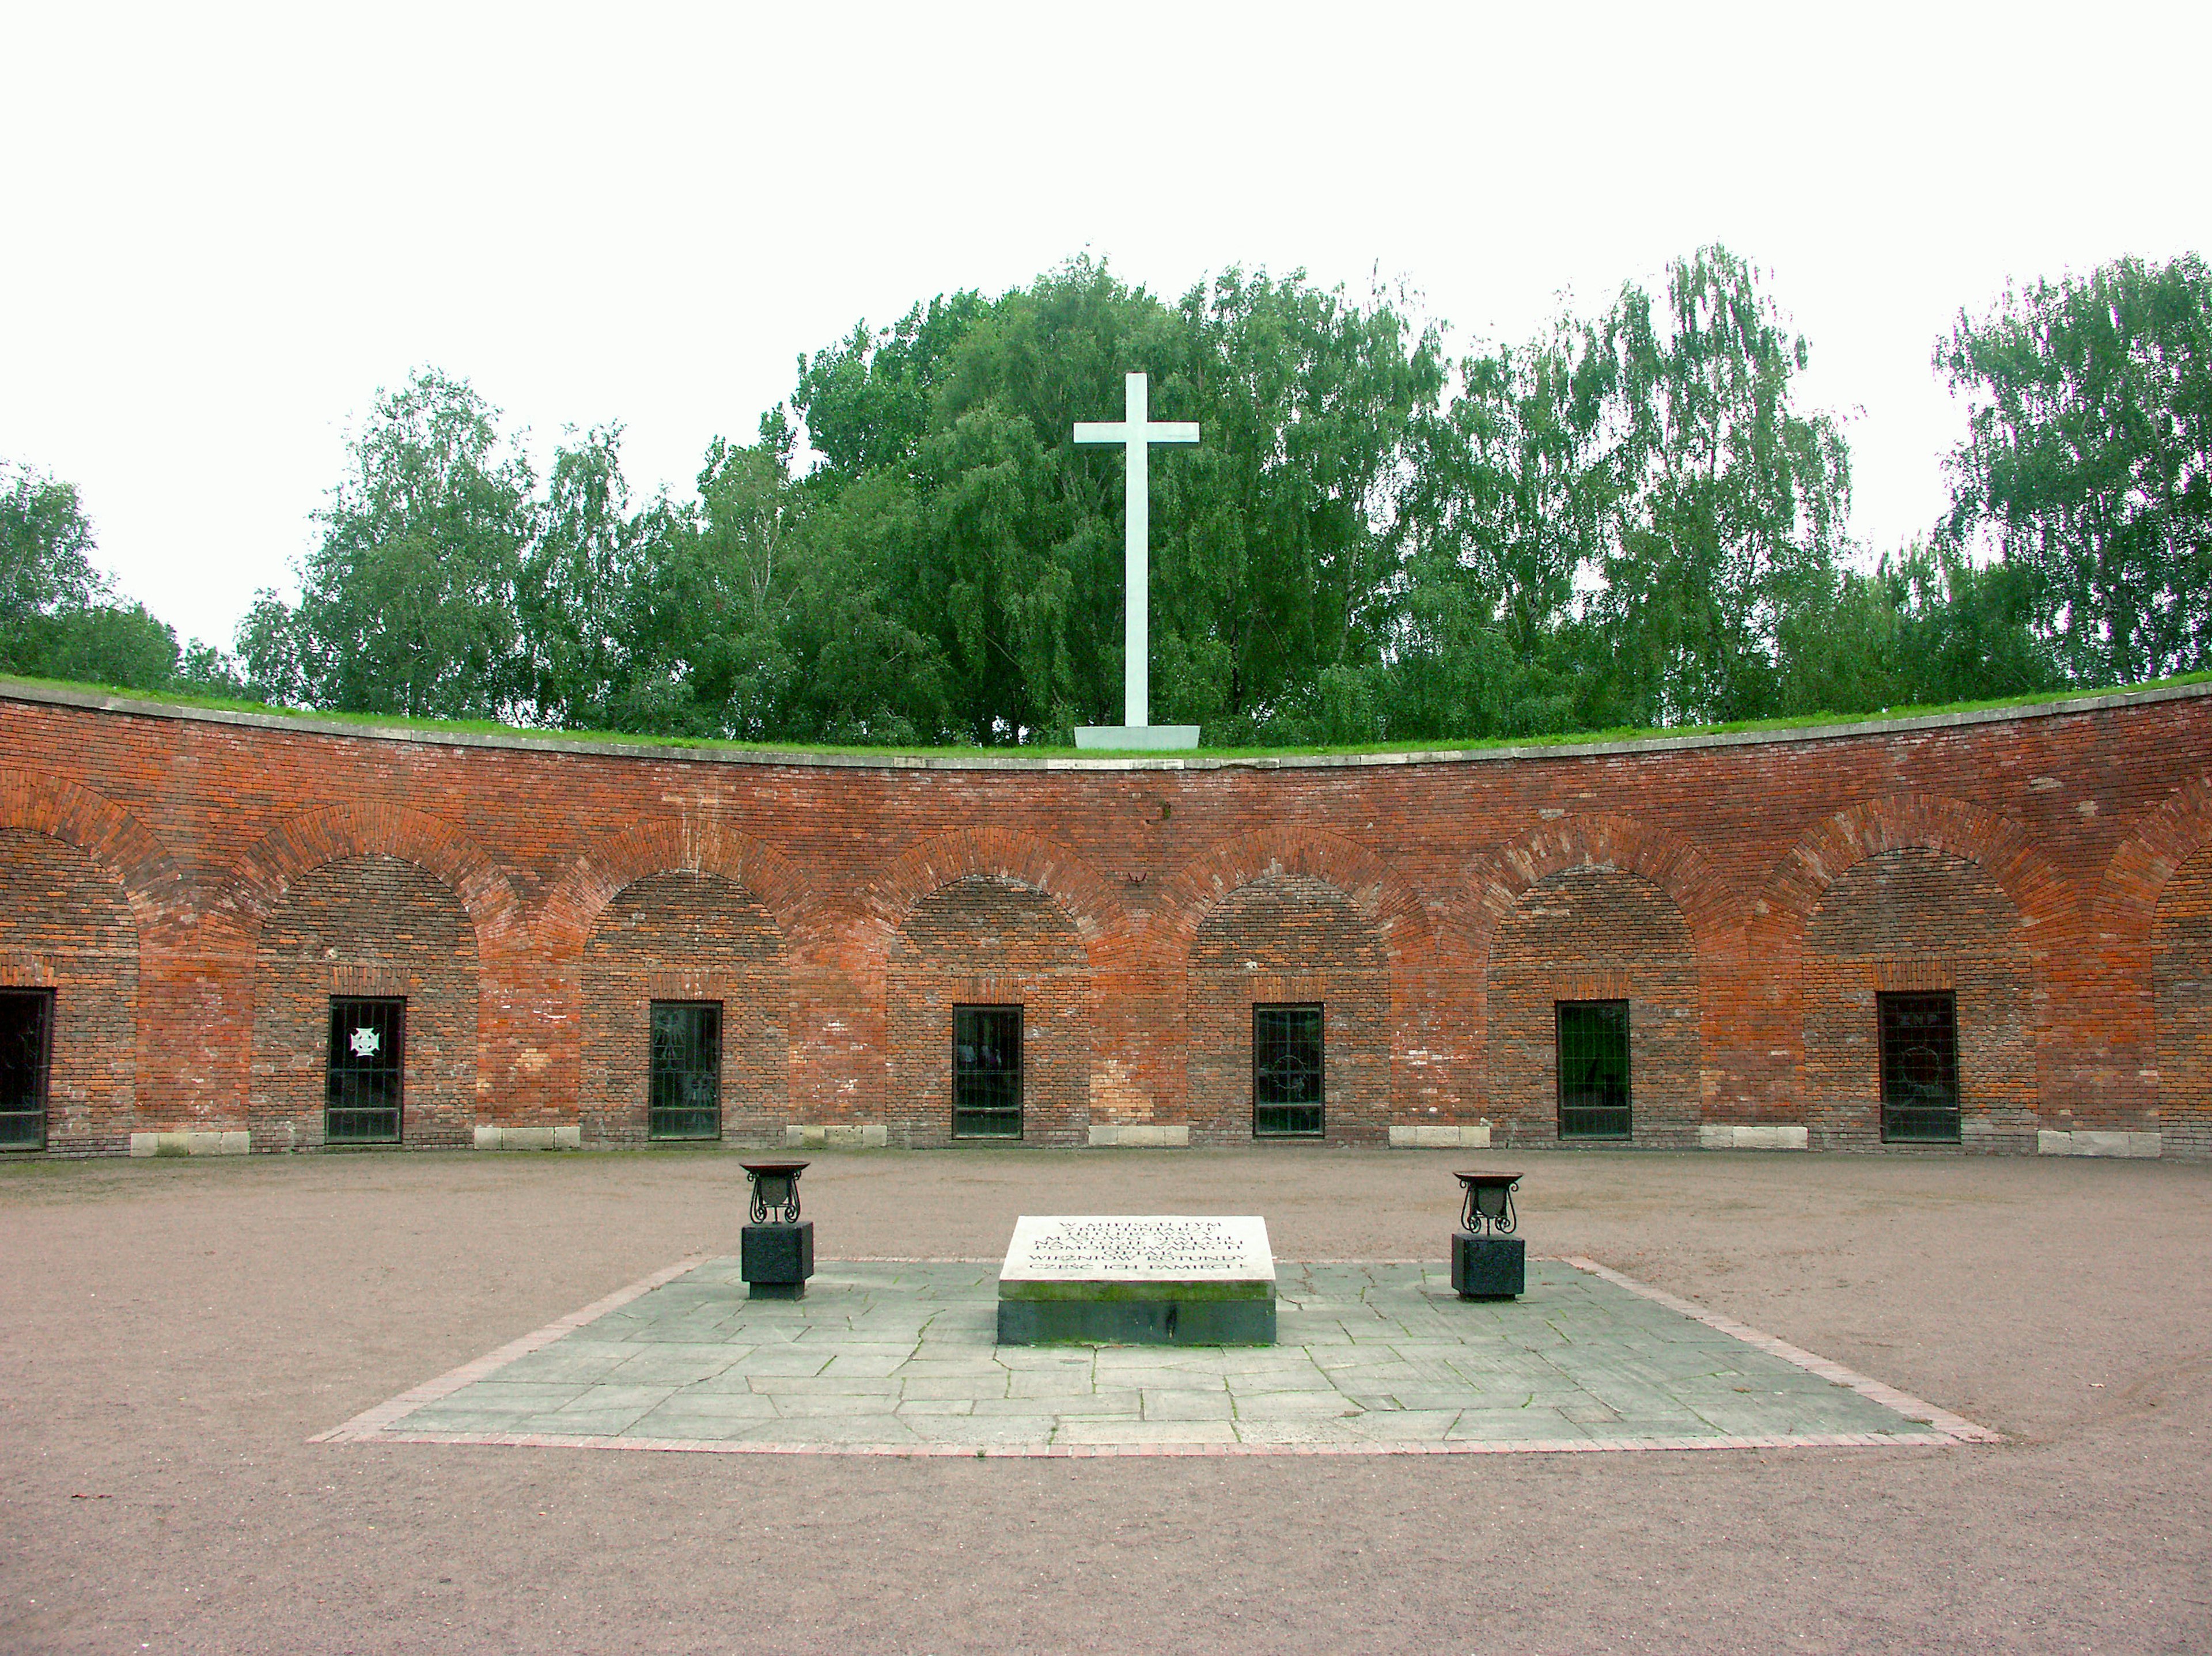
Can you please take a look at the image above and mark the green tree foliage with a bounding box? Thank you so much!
[1377,247,1857,740]
[782,257,1444,743]
[517,424,677,730]
[1586,247,1853,727]
[609,434,809,739]
[0,459,180,692]
[1166,266,1446,738]
[172,640,252,699]
[187,249,2122,745]
[240,369,536,718]
[1,461,103,623]
[1775,542,2056,716]
[793,291,990,487]
[1387,321,1610,739]
[1939,254,2212,684]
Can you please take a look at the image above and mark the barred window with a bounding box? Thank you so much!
[953,1006,1022,1139]
[0,990,52,1150]
[1253,1003,1324,1138]
[649,1002,722,1140]
[1879,992,1960,1143]
[1557,1000,1631,1139]
[327,997,404,1144]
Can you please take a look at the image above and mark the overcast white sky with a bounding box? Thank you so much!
[3,1,2207,651]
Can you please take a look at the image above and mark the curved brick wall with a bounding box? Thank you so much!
[249,853,478,1151]
[0,826,138,1152]
[1488,866,1701,1151]
[1,676,2208,1159]
[2154,847,2212,1161]
[888,877,1091,1147]
[580,870,789,1147]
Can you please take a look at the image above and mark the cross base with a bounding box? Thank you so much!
[1074,725,1201,751]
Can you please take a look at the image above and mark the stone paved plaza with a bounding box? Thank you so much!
[324,1256,1991,1455]
[16,1151,2203,1653]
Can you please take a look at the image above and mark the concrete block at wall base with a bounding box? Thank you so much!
[784,1123,889,1149]
[473,1125,582,1150]
[127,1130,250,1157]
[2037,1129,2161,1158]
[1698,1124,1811,1151]
[1087,1124,1191,1147]
[1387,1123,1493,1149]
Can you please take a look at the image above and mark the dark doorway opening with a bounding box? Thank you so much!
[1557,999,1631,1139]
[1879,991,1960,1142]
[649,1001,722,1140]
[1253,1003,1324,1138]
[0,990,52,1150]
[953,1006,1022,1139]
[327,997,404,1144]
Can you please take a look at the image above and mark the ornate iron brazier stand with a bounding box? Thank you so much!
[739,1161,813,1300]
[1451,1170,1524,1300]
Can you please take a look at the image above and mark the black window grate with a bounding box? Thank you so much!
[327,997,404,1144]
[649,1002,722,1140]
[1558,999,1631,1139]
[953,1006,1022,1139]
[1253,1003,1324,1138]
[1879,991,1960,1142]
[0,990,52,1150]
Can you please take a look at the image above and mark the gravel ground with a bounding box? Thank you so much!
[0,1146,2205,1655]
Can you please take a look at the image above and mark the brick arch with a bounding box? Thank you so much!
[578,862,793,1150]
[1168,822,1424,1140]
[1483,861,1705,1148]
[1462,813,1744,955]
[226,802,521,949]
[864,828,1126,949]
[2098,774,2212,946]
[1158,827,1440,962]
[540,816,811,952]
[1759,793,2069,935]
[0,767,188,929]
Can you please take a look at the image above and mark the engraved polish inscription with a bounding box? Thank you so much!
[999,1215,1274,1283]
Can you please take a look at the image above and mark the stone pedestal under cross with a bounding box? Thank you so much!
[1073,372,1200,750]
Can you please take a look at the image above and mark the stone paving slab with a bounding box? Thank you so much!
[317,1256,1999,1457]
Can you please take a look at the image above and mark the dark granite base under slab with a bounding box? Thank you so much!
[995,1295,1277,1346]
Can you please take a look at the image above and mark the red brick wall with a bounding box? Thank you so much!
[1187,873,1388,1146]
[2,679,2210,1159]
[0,828,137,1153]
[1802,848,2035,1153]
[885,876,1090,1146]
[2154,846,2212,1159]
[248,854,478,1150]
[579,871,789,1147]
[1486,866,1700,1150]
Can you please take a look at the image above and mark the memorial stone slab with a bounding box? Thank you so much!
[995,1215,1276,1345]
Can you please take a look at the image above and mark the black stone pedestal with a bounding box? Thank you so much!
[1452,1231,1525,1299]
[996,1294,1276,1346]
[741,1220,814,1299]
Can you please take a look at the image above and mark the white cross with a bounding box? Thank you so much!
[1074,372,1199,729]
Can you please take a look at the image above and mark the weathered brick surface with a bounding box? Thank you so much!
[1804,849,2034,1153]
[1,679,2209,1158]
[0,827,137,1153]
[1487,866,1700,1150]
[248,853,477,1150]
[580,871,789,1147]
[1187,873,1388,1145]
[886,876,1089,1146]
[2153,847,2212,1160]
